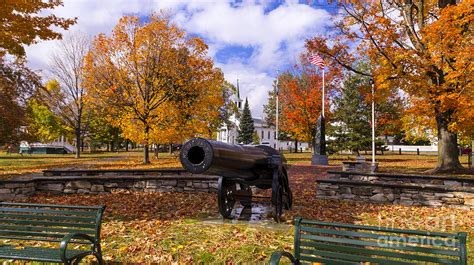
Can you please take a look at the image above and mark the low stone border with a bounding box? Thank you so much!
[328,170,474,186]
[0,170,219,200]
[316,171,474,209]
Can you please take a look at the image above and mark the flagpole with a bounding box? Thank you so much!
[275,72,279,151]
[322,69,325,117]
[371,81,376,164]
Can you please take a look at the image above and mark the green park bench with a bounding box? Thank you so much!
[270,217,467,265]
[0,202,105,264]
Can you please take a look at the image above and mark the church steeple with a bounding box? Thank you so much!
[236,79,243,110]
[236,79,240,100]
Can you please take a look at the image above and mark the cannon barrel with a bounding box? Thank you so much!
[180,138,283,180]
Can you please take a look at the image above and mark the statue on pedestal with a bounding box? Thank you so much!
[312,115,328,165]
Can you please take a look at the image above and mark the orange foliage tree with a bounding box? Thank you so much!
[307,1,473,172]
[0,0,76,57]
[278,56,341,153]
[84,14,224,163]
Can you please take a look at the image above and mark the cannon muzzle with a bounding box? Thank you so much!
[180,138,283,180]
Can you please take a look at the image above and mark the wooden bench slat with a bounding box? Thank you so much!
[0,218,97,229]
[300,234,460,256]
[299,254,359,264]
[300,248,417,265]
[0,229,87,239]
[0,213,96,223]
[0,235,90,244]
[0,245,91,262]
[300,241,460,264]
[300,219,457,238]
[300,226,459,247]
[0,224,96,235]
[0,207,98,217]
[0,202,102,210]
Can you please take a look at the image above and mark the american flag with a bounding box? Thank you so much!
[309,54,325,68]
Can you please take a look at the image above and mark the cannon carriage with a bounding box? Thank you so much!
[180,138,292,222]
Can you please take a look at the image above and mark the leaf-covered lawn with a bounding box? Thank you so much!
[12,165,474,263]
[286,152,473,176]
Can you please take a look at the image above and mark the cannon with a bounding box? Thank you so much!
[180,138,292,222]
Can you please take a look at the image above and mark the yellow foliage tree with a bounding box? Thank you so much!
[84,14,224,163]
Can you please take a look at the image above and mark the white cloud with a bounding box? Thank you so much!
[217,61,274,117]
[173,1,332,115]
[24,0,333,116]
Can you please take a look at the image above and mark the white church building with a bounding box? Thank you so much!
[216,81,309,151]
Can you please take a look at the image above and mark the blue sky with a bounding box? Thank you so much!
[26,0,337,116]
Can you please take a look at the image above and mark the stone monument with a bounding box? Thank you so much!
[311,115,328,165]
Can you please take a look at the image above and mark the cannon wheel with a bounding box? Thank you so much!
[281,167,292,210]
[240,184,252,207]
[218,177,236,219]
[272,169,284,222]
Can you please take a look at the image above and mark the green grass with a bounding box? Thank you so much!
[0,151,180,178]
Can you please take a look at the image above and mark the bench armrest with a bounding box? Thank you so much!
[269,251,299,265]
[60,233,98,263]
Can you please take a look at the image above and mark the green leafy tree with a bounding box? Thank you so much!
[213,81,238,131]
[87,111,122,152]
[236,98,255,144]
[329,72,372,155]
[252,131,260,145]
[26,99,68,142]
[263,80,278,127]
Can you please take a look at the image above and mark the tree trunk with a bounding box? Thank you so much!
[110,141,114,152]
[434,111,462,172]
[154,144,159,160]
[75,127,81,159]
[143,125,150,164]
[169,143,173,154]
[125,140,129,152]
[294,139,298,153]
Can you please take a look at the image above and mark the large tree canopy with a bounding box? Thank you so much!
[307,0,473,172]
[84,14,224,163]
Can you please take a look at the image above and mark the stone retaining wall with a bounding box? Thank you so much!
[316,171,474,210]
[0,172,219,200]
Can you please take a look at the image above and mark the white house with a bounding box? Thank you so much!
[216,81,309,151]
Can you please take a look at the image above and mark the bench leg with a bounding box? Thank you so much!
[68,251,103,265]
[94,251,104,265]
